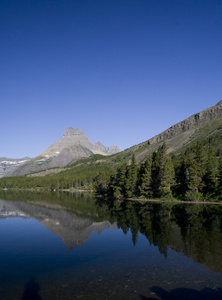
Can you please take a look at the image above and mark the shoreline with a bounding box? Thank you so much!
[1,188,221,205]
[126,197,222,205]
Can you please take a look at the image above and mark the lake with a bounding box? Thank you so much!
[0,191,222,300]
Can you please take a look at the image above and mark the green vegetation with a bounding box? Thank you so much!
[0,154,117,191]
[94,142,222,201]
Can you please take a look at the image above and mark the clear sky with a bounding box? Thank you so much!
[1,0,222,158]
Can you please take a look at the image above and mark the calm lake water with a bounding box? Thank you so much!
[0,191,222,300]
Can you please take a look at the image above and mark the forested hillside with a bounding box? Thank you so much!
[94,142,222,201]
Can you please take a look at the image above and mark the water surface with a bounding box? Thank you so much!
[0,191,222,299]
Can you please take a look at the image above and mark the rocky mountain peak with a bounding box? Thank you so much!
[40,127,91,159]
[63,127,85,137]
[4,127,120,176]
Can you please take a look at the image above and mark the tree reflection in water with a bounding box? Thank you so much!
[96,198,222,273]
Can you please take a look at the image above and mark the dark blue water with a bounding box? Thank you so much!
[0,192,222,299]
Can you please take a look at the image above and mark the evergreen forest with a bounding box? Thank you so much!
[94,141,222,202]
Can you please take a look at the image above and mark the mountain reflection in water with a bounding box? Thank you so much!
[0,191,222,300]
[0,192,117,249]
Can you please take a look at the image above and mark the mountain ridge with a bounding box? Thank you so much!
[128,100,222,163]
[2,128,120,177]
[144,101,222,146]
[0,157,32,178]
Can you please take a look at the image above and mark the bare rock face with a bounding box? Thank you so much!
[135,101,222,162]
[40,127,120,159]
[46,145,94,168]
[146,101,222,146]
[40,128,92,158]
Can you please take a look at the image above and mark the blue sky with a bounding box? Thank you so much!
[1,0,222,158]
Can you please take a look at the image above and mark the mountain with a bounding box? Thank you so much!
[0,157,31,178]
[4,128,120,177]
[40,127,120,158]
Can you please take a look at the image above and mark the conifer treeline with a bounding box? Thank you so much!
[94,142,222,201]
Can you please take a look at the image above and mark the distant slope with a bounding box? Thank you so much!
[4,127,120,177]
[0,157,31,178]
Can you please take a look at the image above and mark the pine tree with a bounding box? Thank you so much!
[107,174,116,197]
[110,163,127,198]
[175,153,189,195]
[138,155,152,197]
[94,172,110,195]
[217,154,222,197]
[203,146,218,195]
[187,154,201,192]
[113,186,123,199]
[175,141,207,200]
[192,140,206,192]
[181,141,206,195]
[116,163,128,197]
[151,143,167,197]
[125,154,138,198]
[151,149,161,195]
[159,157,175,197]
